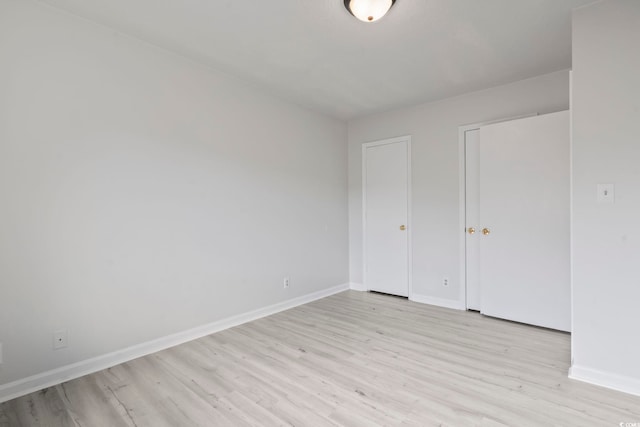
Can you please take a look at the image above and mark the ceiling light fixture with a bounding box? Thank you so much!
[344,0,396,23]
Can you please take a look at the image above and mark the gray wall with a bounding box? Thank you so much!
[0,0,348,386]
[571,0,640,393]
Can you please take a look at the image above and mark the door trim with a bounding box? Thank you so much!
[458,114,537,310]
[362,135,412,298]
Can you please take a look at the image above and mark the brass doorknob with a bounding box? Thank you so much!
[400,225,406,231]
[467,227,476,235]
[482,228,491,235]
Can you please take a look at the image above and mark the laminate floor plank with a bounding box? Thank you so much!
[2,290,639,426]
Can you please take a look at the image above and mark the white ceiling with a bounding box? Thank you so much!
[40,0,595,120]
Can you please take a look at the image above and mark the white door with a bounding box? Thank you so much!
[464,129,481,311]
[479,111,571,331]
[363,138,410,297]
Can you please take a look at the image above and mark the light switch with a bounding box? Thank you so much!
[597,184,615,204]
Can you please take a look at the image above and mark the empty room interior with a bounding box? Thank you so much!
[1,0,640,425]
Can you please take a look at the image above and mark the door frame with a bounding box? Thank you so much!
[458,115,537,310]
[362,135,412,298]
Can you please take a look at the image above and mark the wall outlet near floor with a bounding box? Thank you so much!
[53,329,68,350]
[443,277,449,287]
[283,277,290,289]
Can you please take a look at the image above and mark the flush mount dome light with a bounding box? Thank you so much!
[344,0,396,22]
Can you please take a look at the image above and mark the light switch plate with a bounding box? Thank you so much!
[597,184,615,204]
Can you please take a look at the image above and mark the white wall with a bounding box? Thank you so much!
[0,0,348,388]
[348,71,570,305]
[570,0,640,395]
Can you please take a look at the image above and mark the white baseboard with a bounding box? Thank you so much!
[0,283,350,404]
[569,364,640,397]
[349,282,367,291]
[410,293,465,310]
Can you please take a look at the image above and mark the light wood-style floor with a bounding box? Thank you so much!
[2,290,640,426]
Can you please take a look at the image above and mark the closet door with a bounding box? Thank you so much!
[479,111,571,331]
[363,137,410,297]
[465,129,481,311]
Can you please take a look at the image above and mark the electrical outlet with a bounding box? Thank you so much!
[283,277,290,289]
[53,330,68,350]
[443,277,449,287]
[597,184,615,204]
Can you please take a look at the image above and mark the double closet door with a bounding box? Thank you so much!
[466,111,571,332]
